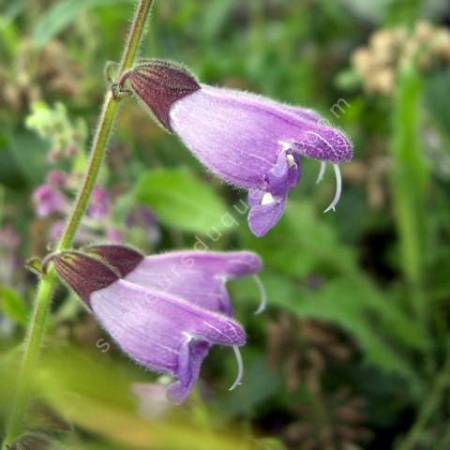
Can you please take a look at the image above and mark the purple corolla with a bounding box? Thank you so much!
[48,244,263,403]
[117,60,353,236]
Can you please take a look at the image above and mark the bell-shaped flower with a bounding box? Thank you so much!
[117,60,353,236]
[48,245,263,403]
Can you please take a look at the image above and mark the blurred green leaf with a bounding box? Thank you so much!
[135,168,230,234]
[201,0,236,39]
[391,65,429,319]
[6,131,50,185]
[32,0,133,48]
[425,70,450,133]
[37,347,254,450]
[222,356,282,416]
[256,438,288,450]
[242,202,355,278]
[0,285,28,326]
[2,0,26,22]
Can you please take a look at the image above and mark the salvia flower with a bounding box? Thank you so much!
[32,184,68,217]
[46,170,68,188]
[87,187,111,220]
[48,245,263,403]
[118,60,353,236]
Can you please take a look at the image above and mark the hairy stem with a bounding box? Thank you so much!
[2,1,154,447]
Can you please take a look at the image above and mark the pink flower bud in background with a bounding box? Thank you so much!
[32,184,68,218]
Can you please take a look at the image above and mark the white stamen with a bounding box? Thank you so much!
[286,154,296,168]
[324,164,342,213]
[252,275,267,315]
[261,192,275,206]
[229,345,244,391]
[316,162,327,184]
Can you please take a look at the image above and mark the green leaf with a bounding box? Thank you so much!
[37,347,254,450]
[32,0,133,48]
[201,0,236,39]
[242,201,356,278]
[425,70,450,133]
[390,65,429,318]
[6,131,50,185]
[135,168,230,234]
[0,285,28,326]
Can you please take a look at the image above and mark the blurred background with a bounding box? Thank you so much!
[1,0,450,449]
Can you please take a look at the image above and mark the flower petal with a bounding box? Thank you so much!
[283,105,322,124]
[124,251,262,315]
[291,127,353,163]
[90,279,246,379]
[166,339,210,404]
[170,87,292,188]
[248,190,287,237]
[170,85,352,188]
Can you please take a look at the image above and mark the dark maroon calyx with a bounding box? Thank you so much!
[120,60,200,131]
[52,252,119,305]
[83,245,144,278]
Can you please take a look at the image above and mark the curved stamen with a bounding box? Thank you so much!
[252,275,267,315]
[228,345,244,391]
[324,164,342,213]
[316,162,327,184]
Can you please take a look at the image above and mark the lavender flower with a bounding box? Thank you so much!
[32,184,68,217]
[49,245,263,403]
[106,228,124,244]
[118,60,353,236]
[87,187,111,220]
[46,170,67,188]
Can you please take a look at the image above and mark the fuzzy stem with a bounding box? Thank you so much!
[2,1,154,447]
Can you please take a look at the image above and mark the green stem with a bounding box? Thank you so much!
[2,1,154,447]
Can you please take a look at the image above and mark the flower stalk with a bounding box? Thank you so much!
[2,1,154,447]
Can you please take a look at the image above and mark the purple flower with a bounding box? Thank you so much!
[46,170,67,188]
[32,184,68,218]
[49,245,263,403]
[118,61,353,236]
[88,187,111,220]
[106,228,124,244]
[0,226,20,250]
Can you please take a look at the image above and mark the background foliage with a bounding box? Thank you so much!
[1,0,449,449]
